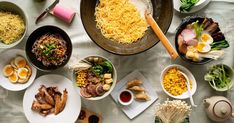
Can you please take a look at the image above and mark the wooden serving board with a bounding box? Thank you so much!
[77,108,102,123]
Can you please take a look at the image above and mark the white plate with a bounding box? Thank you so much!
[111,70,158,119]
[23,74,81,123]
[160,64,197,99]
[0,49,37,91]
[174,0,211,13]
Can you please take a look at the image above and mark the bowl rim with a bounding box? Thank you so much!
[160,64,197,99]
[25,25,72,72]
[0,1,28,48]
[72,55,117,100]
[80,0,173,56]
[175,15,214,65]
[206,64,234,91]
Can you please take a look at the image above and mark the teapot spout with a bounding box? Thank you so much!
[203,99,210,108]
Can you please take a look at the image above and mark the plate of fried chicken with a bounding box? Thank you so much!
[23,74,81,123]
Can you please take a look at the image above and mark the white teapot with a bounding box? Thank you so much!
[203,96,234,122]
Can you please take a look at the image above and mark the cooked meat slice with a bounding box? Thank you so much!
[60,89,68,112]
[40,85,55,106]
[54,93,62,115]
[212,32,225,42]
[80,87,92,98]
[205,22,219,34]
[31,100,53,110]
[39,109,52,116]
[87,84,98,97]
[178,34,187,55]
[35,93,46,104]
[96,84,105,96]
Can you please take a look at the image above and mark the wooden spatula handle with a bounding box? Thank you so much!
[145,11,178,60]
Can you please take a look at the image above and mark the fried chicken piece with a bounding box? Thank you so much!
[31,100,53,110]
[54,93,62,115]
[54,89,68,115]
[40,85,55,106]
[60,89,68,112]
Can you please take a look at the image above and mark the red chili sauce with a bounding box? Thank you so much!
[120,91,132,102]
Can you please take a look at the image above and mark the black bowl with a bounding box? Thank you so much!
[80,0,173,55]
[26,25,72,72]
[175,16,213,65]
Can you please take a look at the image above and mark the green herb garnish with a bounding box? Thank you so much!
[42,44,56,57]
[91,65,104,75]
[193,20,203,38]
[180,0,200,12]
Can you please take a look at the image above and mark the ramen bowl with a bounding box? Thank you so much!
[80,0,173,55]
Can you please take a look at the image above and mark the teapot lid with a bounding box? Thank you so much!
[213,100,232,119]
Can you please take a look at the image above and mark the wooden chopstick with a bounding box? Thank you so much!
[145,10,178,60]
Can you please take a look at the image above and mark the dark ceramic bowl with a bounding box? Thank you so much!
[80,0,173,55]
[26,26,72,72]
[175,16,213,65]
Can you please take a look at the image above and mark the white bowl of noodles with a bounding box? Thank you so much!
[0,1,27,48]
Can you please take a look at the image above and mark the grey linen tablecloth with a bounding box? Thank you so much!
[1,0,234,122]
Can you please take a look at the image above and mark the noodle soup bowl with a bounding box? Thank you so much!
[25,25,72,72]
[0,1,28,48]
[80,0,173,55]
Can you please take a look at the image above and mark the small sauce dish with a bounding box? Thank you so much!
[118,90,133,106]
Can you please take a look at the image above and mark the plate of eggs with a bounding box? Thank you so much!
[0,49,37,91]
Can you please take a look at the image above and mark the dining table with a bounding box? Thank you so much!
[0,0,234,123]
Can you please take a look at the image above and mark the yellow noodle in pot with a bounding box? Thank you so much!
[95,0,148,44]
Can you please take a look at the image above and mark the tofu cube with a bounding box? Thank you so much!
[104,73,112,79]
[105,78,113,84]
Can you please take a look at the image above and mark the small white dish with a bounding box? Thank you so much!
[160,64,197,99]
[0,49,37,91]
[173,0,211,13]
[118,90,134,106]
[23,74,81,123]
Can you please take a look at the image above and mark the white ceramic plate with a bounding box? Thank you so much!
[23,74,81,123]
[174,0,211,13]
[160,64,197,99]
[0,49,37,91]
[111,70,158,119]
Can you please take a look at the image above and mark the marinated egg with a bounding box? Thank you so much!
[17,68,28,79]
[200,33,213,44]
[196,42,211,53]
[14,56,26,68]
[10,60,17,69]
[2,65,14,77]
[8,72,18,83]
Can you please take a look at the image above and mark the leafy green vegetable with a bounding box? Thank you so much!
[42,44,56,57]
[101,60,113,73]
[180,0,199,12]
[91,65,104,75]
[204,64,231,89]
[193,20,203,38]
[211,40,229,50]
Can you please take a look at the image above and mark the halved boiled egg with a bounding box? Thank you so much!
[200,33,213,44]
[17,68,29,79]
[14,56,26,68]
[8,72,18,83]
[2,65,14,77]
[196,42,211,53]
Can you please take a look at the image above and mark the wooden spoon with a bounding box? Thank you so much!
[145,10,178,60]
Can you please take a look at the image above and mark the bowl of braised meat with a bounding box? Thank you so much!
[72,55,117,100]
